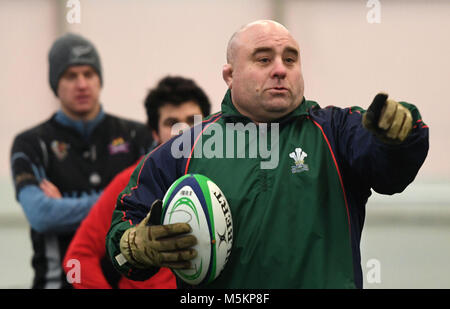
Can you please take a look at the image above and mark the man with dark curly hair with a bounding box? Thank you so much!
[145,76,211,145]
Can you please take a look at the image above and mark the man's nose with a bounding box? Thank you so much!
[270,58,287,80]
[75,75,88,88]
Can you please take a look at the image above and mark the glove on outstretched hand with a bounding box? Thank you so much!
[362,93,413,144]
[119,199,197,269]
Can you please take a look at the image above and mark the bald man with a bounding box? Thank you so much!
[223,20,305,123]
[106,20,429,288]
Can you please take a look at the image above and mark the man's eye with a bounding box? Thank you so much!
[186,117,196,126]
[64,73,77,80]
[258,57,270,63]
[164,119,178,127]
[284,57,296,64]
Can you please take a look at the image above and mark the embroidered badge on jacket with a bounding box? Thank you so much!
[108,137,130,155]
[51,140,70,161]
[290,147,309,173]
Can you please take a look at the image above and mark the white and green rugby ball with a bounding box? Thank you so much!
[161,174,233,286]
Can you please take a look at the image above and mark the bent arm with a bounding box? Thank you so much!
[18,185,100,233]
[106,140,186,281]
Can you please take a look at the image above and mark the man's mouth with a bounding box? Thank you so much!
[75,94,91,102]
[268,87,289,94]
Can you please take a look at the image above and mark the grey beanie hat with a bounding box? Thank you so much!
[48,33,102,96]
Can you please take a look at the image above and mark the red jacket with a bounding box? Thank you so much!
[63,161,176,289]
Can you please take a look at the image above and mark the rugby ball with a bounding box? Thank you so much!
[161,174,233,286]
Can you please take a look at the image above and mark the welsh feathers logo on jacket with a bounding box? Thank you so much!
[289,147,309,174]
[51,140,70,161]
[108,137,130,155]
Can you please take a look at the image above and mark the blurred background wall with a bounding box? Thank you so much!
[0,0,449,288]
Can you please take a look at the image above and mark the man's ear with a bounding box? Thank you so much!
[222,64,233,89]
[151,130,160,145]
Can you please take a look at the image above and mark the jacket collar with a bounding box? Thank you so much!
[54,105,106,139]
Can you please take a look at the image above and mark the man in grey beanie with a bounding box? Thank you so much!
[48,33,103,96]
[48,33,103,122]
[10,33,154,288]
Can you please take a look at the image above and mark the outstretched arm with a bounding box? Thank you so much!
[344,93,429,194]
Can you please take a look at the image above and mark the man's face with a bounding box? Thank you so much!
[224,21,304,123]
[153,100,203,144]
[57,65,101,121]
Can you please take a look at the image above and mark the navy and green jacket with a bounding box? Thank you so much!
[106,90,429,288]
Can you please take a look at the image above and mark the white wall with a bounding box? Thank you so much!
[286,0,450,181]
